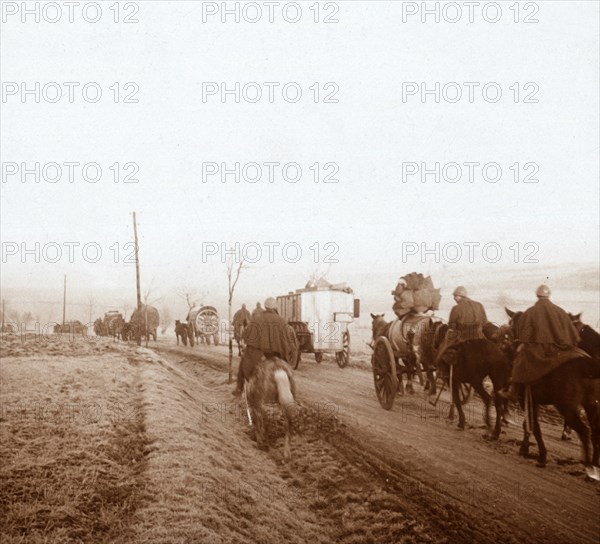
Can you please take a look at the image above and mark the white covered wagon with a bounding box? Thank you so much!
[277,281,360,369]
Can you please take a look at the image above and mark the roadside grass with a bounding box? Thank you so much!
[0,348,148,543]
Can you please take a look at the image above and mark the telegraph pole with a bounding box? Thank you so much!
[132,212,142,311]
[62,275,67,325]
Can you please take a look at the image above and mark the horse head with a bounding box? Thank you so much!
[370,313,388,345]
[504,308,523,330]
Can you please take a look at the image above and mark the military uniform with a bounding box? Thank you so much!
[501,285,587,401]
[234,301,298,394]
[251,304,264,319]
[511,297,584,383]
[436,291,488,366]
[448,297,488,341]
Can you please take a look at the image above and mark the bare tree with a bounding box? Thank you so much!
[21,311,34,328]
[226,255,247,383]
[307,262,332,285]
[176,284,208,311]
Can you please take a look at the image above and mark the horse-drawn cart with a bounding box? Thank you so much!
[371,316,474,410]
[277,282,360,369]
[187,305,220,345]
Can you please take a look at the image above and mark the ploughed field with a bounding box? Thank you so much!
[1,335,598,544]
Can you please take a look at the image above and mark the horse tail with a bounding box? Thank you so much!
[274,368,298,420]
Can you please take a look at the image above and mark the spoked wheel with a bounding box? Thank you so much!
[336,330,350,368]
[371,337,398,410]
[314,352,324,363]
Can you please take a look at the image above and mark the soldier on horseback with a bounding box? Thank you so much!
[500,285,586,401]
[232,297,298,397]
[436,286,488,368]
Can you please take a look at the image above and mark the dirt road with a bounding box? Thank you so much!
[156,341,599,544]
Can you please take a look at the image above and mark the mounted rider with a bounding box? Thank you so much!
[252,302,264,319]
[500,285,586,401]
[436,286,489,366]
[233,303,251,337]
[232,297,298,397]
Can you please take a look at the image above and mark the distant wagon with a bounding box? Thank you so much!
[54,320,87,335]
[129,305,160,344]
[187,305,220,345]
[103,311,125,338]
[277,281,360,369]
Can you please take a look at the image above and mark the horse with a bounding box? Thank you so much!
[107,315,125,340]
[434,323,512,439]
[120,322,132,342]
[234,323,246,356]
[370,313,437,396]
[245,356,298,460]
[93,318,106,337]
[505,308,600,473]
[569,313,600,358]
[561,313,600,440]
[175,320,188,346]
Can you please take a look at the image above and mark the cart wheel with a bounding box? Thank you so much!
[371,337,398,410]
[293,351,301,370]
[336,330,350,368]
[314,352,324,363]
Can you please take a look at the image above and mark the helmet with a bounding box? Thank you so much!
[264,297,277,310]
[535,285,551,298]
[453,286,468,297]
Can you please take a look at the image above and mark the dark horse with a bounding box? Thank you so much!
[175,320,188,346]
[561,313,600,441]
[569,313,600,358]
[505,309,600,474]
[434,323,511,439]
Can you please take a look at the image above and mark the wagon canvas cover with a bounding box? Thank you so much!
[277,288,354,351]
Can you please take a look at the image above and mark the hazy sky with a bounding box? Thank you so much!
[1,1,598,319]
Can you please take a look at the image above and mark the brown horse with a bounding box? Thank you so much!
[505,309,600,473]
[175,320,188,346]
[434,323,511,439]
[561,313,600,440]
[245,356,298,460]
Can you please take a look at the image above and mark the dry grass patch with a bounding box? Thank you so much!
[1,339,148,543]
[131,349,333,544]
